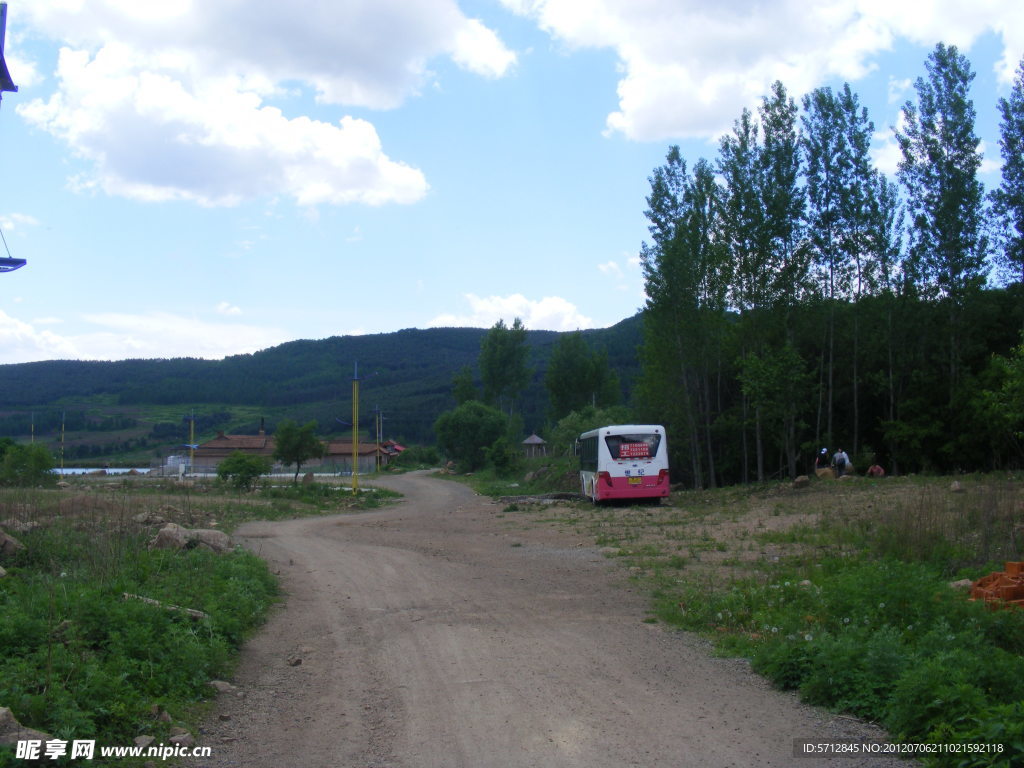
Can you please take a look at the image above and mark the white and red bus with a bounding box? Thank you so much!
[577,424,670,502]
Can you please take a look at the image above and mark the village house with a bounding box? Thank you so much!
[189,425,402,475]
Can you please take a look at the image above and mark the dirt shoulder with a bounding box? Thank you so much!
[197,471,906,768]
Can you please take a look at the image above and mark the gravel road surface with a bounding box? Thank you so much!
[199,471,907,768]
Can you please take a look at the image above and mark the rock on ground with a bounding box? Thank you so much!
[149,523,233,554]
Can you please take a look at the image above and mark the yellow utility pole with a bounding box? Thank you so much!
[351,362,359,491]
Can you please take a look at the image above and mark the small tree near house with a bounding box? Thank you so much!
[217,451,272,491]
[273,420,325,482]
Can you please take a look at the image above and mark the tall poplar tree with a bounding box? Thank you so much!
[838,84,880,456]
[545,332,619,421]
[479,318,532,414]
[760,81,808,327]
[802,86,852,449]
[992,57,1024,285]
[896,43,988,399]
[718,108,765,481]
[640,148,729,488]
[757,81,809,477]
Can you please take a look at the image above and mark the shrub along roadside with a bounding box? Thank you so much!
[0,524,278,767]
[653,556,1024,766]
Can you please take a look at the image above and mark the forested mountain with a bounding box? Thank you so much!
[0,316,643,446]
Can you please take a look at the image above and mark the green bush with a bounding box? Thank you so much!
[434,401,507,471]
[928,701,1024,767]
[0,443,56,487]
[484,436,523,477]
[391,444,441,468]
[0,524,277,755]
[217,450,272,490]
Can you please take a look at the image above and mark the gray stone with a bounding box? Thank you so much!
[149,523,232,554]
[0,530,25,558]
[0,706,51,745]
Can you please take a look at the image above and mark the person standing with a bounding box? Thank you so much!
[816,448,830,469]
[832,448,850,477]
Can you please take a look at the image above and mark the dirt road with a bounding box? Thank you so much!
[199,471,904,768]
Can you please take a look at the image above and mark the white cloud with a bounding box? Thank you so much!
[887,76,913,104]
[0,309,80,362]
[17,0,516,207]
[0,308,288,363]
[503,0,1024,141]
[871,129,903,176]
[18,48,428,207]
[978,141,1002,175]
[22,0,516,109]
[598,253,644,294]
[428,293,594,330]
[451,18,518,78]
[215,301,241,316]
[0,213,39,231]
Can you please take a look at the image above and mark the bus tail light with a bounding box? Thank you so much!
[598,471,613,487]
[658,469,668,485]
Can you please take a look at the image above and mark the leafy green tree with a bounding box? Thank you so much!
[717,107,771,481]
[896,43,989,400]
[0,443,56,487]
[217,451,272,491]
[838,84,885,456]
[866,172,909,472]
[273,419,325,482]
[803,85,853,449]
[737,344,813,479]
[640,148,729,488]
[992,57,1024,285]
[434,401,507,471]
[760,80,808,324]
[757,81,811,477]
[451,365,479,405]
[719,107,767,318]
[982,334,1024,457]
[479,318,532,413]
[545,332,620,421]
[483,436,523,477]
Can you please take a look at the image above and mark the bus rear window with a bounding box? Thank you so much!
[605,434,661,460]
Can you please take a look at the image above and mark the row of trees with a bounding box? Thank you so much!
[638,44,1024,487]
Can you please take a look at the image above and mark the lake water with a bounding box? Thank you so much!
[52,467,151,475]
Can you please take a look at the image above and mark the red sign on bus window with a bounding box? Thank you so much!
[618,442,650,459]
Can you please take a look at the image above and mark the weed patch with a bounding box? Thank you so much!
[0,523,277,765]
[0,477,401,766]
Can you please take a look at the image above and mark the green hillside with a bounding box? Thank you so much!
[0,316,643,463]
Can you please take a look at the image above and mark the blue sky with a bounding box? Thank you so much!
[1,0,1021,364]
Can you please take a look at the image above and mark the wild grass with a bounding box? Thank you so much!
[0,477,400,767]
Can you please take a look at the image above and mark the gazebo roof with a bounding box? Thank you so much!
[521,433,546,445]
